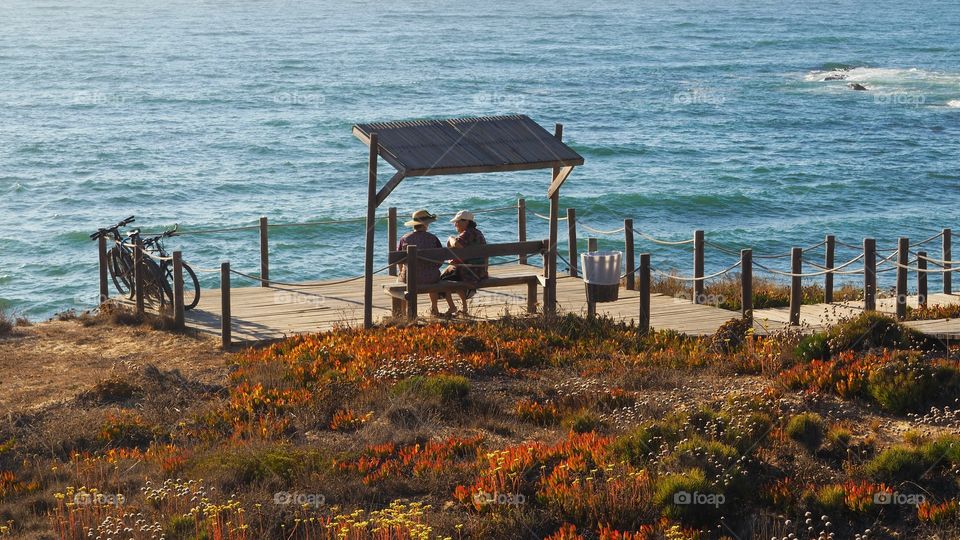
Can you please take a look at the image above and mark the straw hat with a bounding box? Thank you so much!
[450,210,475,223]
[404,209,437,227]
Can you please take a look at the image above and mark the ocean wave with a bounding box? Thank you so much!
[572,143,647,157]
[947,100,960,108]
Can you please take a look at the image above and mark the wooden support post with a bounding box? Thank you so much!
[789,247,802,326]
[545,124,563,316]
[918,251,928,308]
[363,133,378,329]
[517,198,528,265]
[387,207,398,276]
[638,253,651,336]
[896,237,909,320]
[588,238,598,252]
[864,238,877,311]
[259,216,269,287]
[824,235,835,304]
[97,235,109,304]
[172,251,185,330]
[944,228,952,295]
[624,219,635,290]
[134,241,145,315]
[693,230,705,304]
[220,261,231,348]
[405,245,418,321]
[741,249,753,323]
[567,208,578,277]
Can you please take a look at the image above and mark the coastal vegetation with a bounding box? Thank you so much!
[1,309,959,538]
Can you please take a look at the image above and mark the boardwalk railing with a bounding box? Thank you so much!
[96,201,957,348]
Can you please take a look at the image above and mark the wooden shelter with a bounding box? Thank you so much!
[352,114,584,327]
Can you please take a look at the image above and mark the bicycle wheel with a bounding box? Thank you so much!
[141,258,169,309]
[107,246,134,298]
[181,262,201,310]
[161,262,202,310]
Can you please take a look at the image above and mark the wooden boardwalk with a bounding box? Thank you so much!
[168,264,768,343]
[118,262,960,344]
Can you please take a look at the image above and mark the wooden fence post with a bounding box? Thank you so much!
[405,245,418,321]
[944,228,952,295]
[259,217,269,287]
[517,198,528,265]
[824,235,835,303]
[624,219,635,290]
[172,251,185,329]
[388,207,398,276]
[918,251,928,308]
[567,208,578,277]
[588,238,598,253]
[98,236,109,304]
[864,238,876,311]
[693,230,704,304]
[896,237,909,320]
[134,241,145,315]
[741,249,753,323]
[789,247,802,326]
[638,253,650,336]
[221,261,231,348]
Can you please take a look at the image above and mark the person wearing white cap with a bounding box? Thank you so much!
[397,209,444,316]
[439,210,488,316]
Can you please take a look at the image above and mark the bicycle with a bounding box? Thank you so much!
[90,218,201,311]
[136,225,201,310]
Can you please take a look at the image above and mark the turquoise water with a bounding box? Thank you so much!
[1,0,958,318]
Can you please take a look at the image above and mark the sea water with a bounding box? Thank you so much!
[1,0,958,318]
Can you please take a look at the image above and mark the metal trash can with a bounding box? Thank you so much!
[581,251,622,303]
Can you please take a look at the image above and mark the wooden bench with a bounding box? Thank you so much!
[385,240,547,320]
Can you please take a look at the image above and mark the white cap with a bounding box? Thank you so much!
[450,210,475,223]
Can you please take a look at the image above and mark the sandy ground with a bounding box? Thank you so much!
[0,320,230,414]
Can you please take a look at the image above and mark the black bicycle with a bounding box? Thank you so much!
[91,218,201,310]
[137,225,201,310]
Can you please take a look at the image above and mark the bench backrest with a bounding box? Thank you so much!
[388,240,547,265]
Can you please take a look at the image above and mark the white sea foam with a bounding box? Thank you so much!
[947,100,960,108]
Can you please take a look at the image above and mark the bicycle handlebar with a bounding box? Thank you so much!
[90,216,136,240]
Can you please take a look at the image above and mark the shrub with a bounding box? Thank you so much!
[0,309,13,336]
[88,377,141,404]
[920,435,960,467]
[611,421,682,465]
[795,332,830,361]
[670,436,739,477]
[652,468,720,525]
[562,410,605,434]
[711,318,751,353]
[814,484,846,512]
[865,447,927,482]
[514,399,561,425]
[825,312,946,355]
[453,335,487,354]
[867,358,940,413]
[786,413,825,451]
[393,374,470,406]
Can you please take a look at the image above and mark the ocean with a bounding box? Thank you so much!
[1,0,958,319]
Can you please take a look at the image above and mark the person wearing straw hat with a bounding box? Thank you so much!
[397,209,444,316]
[439,210,488,316]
